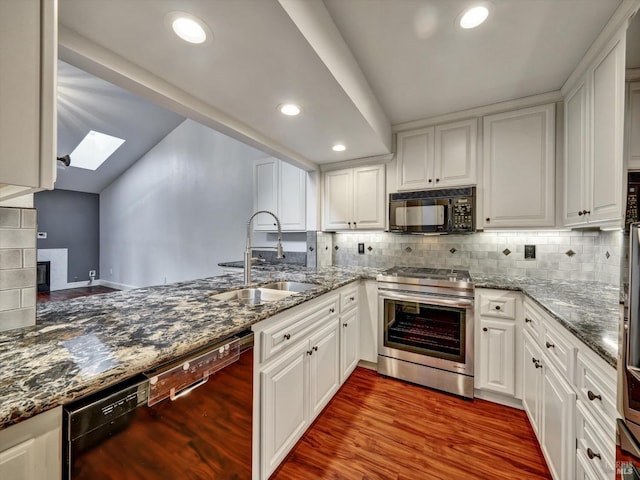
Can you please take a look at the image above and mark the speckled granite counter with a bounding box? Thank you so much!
[472,274,620,368]
[0,266,381,429]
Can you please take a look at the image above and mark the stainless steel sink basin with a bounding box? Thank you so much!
[260,281,319,292]
[210,287,295,305]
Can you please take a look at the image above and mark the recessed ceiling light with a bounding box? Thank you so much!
[70,131,125,171]
[279,104,301,116]
[332,144,346,152]
[166,12,211,44]
[459,5,490,29]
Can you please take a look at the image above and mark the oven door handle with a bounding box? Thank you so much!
[379,290,474,309]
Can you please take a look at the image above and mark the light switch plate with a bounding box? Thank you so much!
[524,245,536,260]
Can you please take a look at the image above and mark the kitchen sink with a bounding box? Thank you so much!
[210,287,295,305]
[259,281,319,292]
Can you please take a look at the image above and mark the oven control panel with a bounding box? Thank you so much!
[452,197,474,232]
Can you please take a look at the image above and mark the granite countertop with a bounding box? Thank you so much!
[0,265,621,431]
[0,266,381,430]
[472,274,620,368]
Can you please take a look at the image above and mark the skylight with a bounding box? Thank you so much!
[70,130,125,170]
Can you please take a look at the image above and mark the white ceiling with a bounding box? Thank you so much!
[57,0,628,170]
[56,60,185,193]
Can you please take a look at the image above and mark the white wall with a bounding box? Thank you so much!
[100,119,267,288]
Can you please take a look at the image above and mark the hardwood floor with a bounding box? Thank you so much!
[272,367,551,480]
[37,285,118,303]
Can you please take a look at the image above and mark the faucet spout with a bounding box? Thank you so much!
[245,210,283,286]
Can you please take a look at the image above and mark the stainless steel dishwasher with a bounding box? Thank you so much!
[63,330,254,480]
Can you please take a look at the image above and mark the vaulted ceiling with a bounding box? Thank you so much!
[57,0,630,189]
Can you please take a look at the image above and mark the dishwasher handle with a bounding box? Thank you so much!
[170,376,209,401]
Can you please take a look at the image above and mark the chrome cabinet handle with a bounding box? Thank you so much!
[545,341,555,349]
[283,333,291,340]
[587,448,601,460]
[587,390,602,401]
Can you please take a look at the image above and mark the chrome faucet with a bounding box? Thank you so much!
[245,210,283,286]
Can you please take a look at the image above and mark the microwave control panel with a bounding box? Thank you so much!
[452,198,474,232]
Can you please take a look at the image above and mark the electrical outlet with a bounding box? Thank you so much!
[524,245,536,260]
[358,243,365,254]
[37,232,47,239]
[89,270,96,277]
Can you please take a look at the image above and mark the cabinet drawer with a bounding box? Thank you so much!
[340,287,358,313]
[523,302,541,341]
[575,352,617,439]
[576,401,615,480]
[479,293,516,320]
[261,296,339,362]
[541,321,575,382]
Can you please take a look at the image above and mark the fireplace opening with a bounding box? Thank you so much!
[37,261,50,292]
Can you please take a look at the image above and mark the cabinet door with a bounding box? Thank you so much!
[261,341,309,478]
[522,332,542,439]
[482,104,555,228]
[541,360,576,480]
[589,36,624,224]
[340,308,359,383]
[478,319,515,397]
[323,169,353,230]
[629,82,640,170]
[279,161,306,231]
[564,80,589,227]
[309,320,340,421]
[353,165,385,230]
[396,127,434,190]
[254,158,279,231]
[434,119,477,188]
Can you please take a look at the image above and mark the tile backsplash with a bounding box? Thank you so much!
[0,207,36,331]
[333,230,623,286]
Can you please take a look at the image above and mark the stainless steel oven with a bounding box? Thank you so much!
[377,267,474,398]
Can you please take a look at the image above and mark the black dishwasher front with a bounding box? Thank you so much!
[63,331,254,480]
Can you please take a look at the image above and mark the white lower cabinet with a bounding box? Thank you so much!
[253,283,362,480]
[0,407,61,480]
[523,332,543,438]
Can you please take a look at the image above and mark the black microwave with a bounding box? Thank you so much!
[388,187,476,234]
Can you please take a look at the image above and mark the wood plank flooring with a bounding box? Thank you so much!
[37,285,118,303]
[272,367,551,480]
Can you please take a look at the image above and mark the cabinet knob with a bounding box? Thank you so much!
[283,333,291,340]
[587,390,602,402]
[435,178,440,183]
[329,307,335,313]
[343,322,348,327]
[353,222,357,227]
[532,357,542,369]
[586,448,601,460]
[495,305,501,311]
[348,222,351,226]
[482,327,488,332]
[307,350,313,356]
[313,346,318,352]
[525,318,532,323]
[428,179,432,183]
[578,211,584,216]
[486,218,490,222]
[349,296,355,301]
[545,341,555,349]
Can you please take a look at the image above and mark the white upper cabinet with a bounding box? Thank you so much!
[253,158,306,232]
[396,118,477,191]
[563,33,625,228]
[322,164,385,231]
[628,82,640,170]
[0,0,56,201]
[482,104,556,229]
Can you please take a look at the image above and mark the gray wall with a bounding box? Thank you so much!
[100,119,267,288]
[34,189,100,282]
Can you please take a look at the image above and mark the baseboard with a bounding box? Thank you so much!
[99,280,138,291]
[474,389,524,409]
[357,360,377,371]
